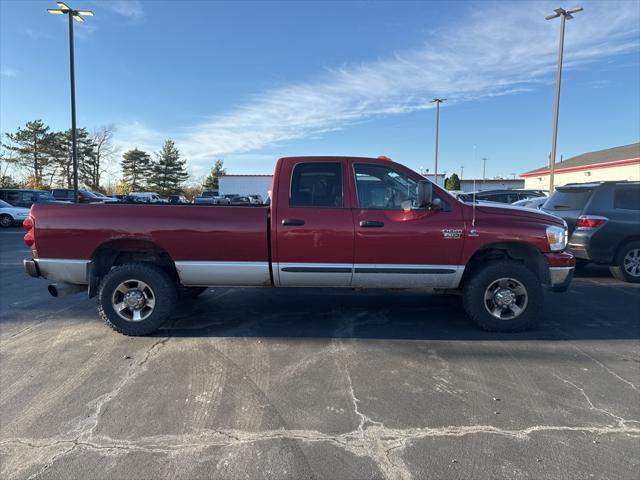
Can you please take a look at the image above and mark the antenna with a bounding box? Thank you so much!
[472,179,476,228]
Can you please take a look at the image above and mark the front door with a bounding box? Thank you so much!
[274,161,354,286]
[351,162,465,288]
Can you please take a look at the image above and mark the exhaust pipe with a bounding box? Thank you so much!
[48,283,85,298]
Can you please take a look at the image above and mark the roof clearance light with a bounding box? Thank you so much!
[377,155,393,161]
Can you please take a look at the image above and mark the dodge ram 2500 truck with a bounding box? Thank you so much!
[23,156,574,335]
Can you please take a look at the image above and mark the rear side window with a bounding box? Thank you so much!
[544,189,592,211]
[614,187,640,210]
[290,163,343,208]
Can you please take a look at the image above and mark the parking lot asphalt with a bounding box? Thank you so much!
[0,228,639,480]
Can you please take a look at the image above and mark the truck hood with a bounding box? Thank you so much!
[472,201,565,226]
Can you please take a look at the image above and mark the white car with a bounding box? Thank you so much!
[512,197,548,210]
[0,200,30,228]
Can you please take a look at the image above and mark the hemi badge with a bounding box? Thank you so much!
[442,228,463,239]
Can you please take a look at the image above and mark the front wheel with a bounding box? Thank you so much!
[463,260,543,332]
[0,214,13,228]
[97,262,177,336]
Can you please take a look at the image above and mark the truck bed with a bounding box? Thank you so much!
[30,203,271,286]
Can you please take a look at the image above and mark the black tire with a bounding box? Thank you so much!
[462,260,543,332]
[610,241,640,283]
[97,262,177,336]
[177,286,208,300]
[575,259,589,270]
[0,214,13,228]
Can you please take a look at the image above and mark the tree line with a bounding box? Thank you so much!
[1,119,209,196]
[1,120,116,191]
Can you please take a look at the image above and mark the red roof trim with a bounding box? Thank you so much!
[521,157,640,178]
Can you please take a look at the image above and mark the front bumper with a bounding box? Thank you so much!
[544,252,575,292]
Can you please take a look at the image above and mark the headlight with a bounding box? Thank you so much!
[546,225,567,251]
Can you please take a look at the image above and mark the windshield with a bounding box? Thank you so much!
[544,189,592,211]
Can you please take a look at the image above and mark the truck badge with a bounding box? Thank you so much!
[442,228,463,239]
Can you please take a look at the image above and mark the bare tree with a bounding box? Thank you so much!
[83,125,117,191]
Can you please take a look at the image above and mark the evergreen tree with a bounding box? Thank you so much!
[445,173,461,190]
[149,140,189,195]
[121,148,151,192]
[2,120,53,185]
[48,128,95,188]
[203,159,226,191]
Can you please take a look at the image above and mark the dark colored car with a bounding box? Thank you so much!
[51,189,103,203]
[463,189,547,204]
[168,195,189,204]
[0,189,57,208]
[542,181,640,282]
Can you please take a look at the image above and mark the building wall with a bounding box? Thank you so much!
[523,163,640,189]
[458,179,524,192]
[219,176,273,200]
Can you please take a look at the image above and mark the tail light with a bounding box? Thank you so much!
[23,216,35,247]
[575,215,608,230]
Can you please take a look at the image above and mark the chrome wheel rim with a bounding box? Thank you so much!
[112,279,156,322]
[484,277,528,321]
[623,248,640,277]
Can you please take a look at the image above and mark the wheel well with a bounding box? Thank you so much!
[461,242,547,287]
[89,239,178,297]
[613,236,640,262]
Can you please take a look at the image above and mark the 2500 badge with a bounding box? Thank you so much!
[441,228,463,239]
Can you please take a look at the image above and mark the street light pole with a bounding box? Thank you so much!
[460,165,464,180]
[430,98,446,186]
[545,6,582,193]
[48,2,93,203]
[482,157,488,184]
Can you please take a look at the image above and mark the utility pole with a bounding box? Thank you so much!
[430,98,446,186]
[545,6,583,193]
[482,157,488,185]
[48,2,94,203]
[460,165,464,180]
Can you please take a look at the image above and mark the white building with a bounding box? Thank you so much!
[219,174,273,201]
[459,179,524,192]
[521,143,640,189]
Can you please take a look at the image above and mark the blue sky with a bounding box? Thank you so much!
[1,0,639,183]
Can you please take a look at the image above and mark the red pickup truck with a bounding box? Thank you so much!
[23,156,574,335]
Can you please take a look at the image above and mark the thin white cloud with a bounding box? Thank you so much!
[115,1,640,174]
[97,0,144,20]
[112,121,164,155]
[24,28,53,40]
[0,66,17,78]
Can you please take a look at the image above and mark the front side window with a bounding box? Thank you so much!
[354,163,418,209]
[290,163,343,208]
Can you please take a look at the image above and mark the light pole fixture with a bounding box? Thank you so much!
[48,2,94,203]
[545,6,582,193]
[430,98,446,186]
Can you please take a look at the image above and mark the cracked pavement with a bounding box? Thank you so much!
[1,230,639,479]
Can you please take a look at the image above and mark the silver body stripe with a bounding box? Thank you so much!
[34,258,465,289]
[35,259,90,285]
[277,262,353,287]
[175,261,271,286]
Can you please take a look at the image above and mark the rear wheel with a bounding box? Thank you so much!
[0,214,13,228]
[610,241,640,283]
[97,262,177,336]
[463,260,543,332]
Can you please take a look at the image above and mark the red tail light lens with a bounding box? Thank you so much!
[575,215,608,230]
[23,216,34,247]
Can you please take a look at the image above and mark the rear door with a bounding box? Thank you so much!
[274,160,354,286]
[351,161,465,288]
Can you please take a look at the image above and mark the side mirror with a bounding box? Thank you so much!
[417,180,433,208]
